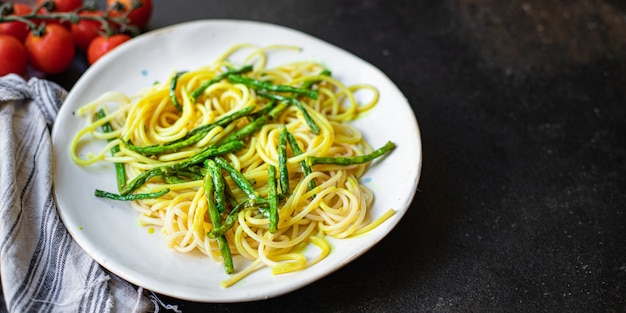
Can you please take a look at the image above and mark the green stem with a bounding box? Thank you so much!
[0,2,137,36]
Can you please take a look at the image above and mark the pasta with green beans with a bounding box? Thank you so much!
[70,44,395,287]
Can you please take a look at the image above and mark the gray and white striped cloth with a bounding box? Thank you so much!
[0,74,176,313]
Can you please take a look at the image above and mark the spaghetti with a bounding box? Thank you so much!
[70,44,395,287]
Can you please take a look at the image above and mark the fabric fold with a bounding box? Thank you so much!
[0,74,157,313]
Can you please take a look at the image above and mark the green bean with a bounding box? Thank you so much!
[126,105,254,156]
[228,75,318,100]
[94,188,170,201]
[169,71,187,112]
[278,127,290,196]
[258,92,320,135]
[267,165,279,233]
[286,131,316,195]
[190,65,254,101]
[213,156,261,201]
[306,141,396,166]
[120,140,245,195]
[204,163,234,274]
[95,109,127,191]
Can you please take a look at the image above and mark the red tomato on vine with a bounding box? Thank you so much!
[71,11,104,51]
[25,24,75,74]
[107,0,152,29]
[0,3,32,42]
[37,0,83,13]
[87,33,131,65]
[0,34,28,76]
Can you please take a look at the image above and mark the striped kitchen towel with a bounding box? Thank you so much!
[0,74,171,313]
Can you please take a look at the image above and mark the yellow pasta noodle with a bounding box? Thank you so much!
[70,44,394,287]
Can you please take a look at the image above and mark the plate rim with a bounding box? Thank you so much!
[51,18,423,302]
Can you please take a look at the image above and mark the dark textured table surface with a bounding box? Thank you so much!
[49,0,625,312]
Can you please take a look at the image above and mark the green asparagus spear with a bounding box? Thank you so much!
[257,92,320,135]
[249,100,277,120]
[204,161,234,274]
[126,105,255,156]
[216,115,268,145]
[278,127,290,196]
[95,109,127,191]
[212,100,288,146]
[228,75,318,100]
[163,175,186,184]
[169,71,187,112]
[120,140,245,195]
[206,199,256,238]
[190,65,254,101]
[207,159,227,213]
[306,141,396,166]
[267,165,279,233]
[300,69,332,90]
[213,156,261,202]
[174,170,204,181]
[94,188,170,201]
[286,131,316,195]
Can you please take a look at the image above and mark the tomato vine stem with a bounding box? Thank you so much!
[0,1,141,37]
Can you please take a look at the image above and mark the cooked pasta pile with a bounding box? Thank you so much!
[70,44,395,287]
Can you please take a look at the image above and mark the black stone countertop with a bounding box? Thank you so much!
[49,0,626,312]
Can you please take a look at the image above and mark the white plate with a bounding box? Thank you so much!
[52,20,422,302]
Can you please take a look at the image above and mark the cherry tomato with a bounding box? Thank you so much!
[37,0,83,12]
[107,0,152,29]
[0,35,28,76]
[0,3,32,42]
[25,24,75,74]
[87,33,130,65]
[71,11,105,51]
